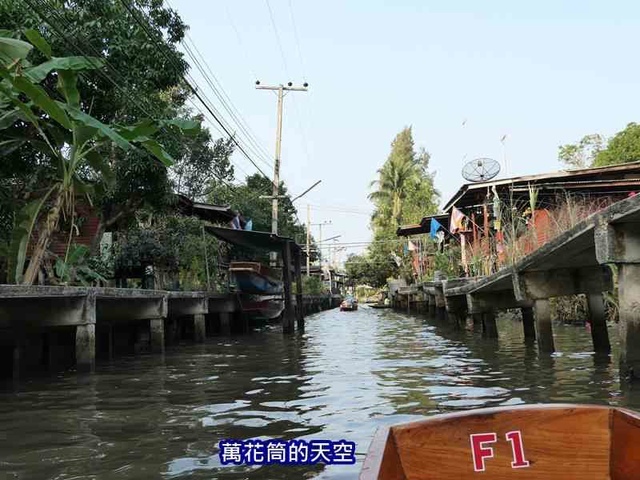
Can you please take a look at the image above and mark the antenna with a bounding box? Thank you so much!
[462,158,501,183]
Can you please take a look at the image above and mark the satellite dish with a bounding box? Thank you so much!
[462,157,501,182]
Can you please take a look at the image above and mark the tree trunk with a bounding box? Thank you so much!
[22,191,64,285]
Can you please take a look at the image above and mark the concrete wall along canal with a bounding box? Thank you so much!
[391,193,640,382]
[0,286,341,379]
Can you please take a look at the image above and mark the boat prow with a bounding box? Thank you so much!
[360,404,640,479]
[229,261,283,295]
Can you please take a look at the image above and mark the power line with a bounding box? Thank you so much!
[180,31,275,169]
[287,0,306,81]
[265,0,290,76]
[119,0,276,188]
[27,0,272,204]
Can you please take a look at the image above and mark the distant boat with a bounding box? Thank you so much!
[360,404,640,480]
[369,304,391,309]
[229,262,283,295]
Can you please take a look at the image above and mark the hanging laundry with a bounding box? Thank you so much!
[430,218,444,239]
[450,207,466,233]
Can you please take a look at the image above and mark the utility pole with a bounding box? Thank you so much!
[256,81,308,265]
[306,204,311,277]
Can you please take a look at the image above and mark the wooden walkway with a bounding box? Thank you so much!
[0,285,340,378]
[393,193,640,380]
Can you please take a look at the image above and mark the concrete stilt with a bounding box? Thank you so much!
[107,325,113,360]
[521,307,536,343]
[618,264,640,380]
[472,313,483,331]
[13,342,21,379]
[482,312,498,338]
[428,295,436,316]
[149,318,165,354]
[193,314,206,343]
[587,293,611,354]
[533,299,555,353]
[220,312,231,335]
[75,324,95,372]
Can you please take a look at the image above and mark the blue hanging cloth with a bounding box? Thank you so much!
[430,218,444,239]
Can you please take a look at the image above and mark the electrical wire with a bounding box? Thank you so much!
[26,0,272,204]
[118,0,276,189]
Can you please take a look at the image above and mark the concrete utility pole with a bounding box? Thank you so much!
[306,204,311,277]
[255,81,308,265]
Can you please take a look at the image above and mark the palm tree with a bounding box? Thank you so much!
[368,127,422,228]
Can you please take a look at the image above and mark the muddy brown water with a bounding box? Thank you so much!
[1,306,638,479]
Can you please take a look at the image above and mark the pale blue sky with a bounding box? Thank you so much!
[171,0,640,257]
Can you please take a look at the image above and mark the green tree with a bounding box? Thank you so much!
[593,123,640,167]
[0,31,192,284]
[558,134,604,169]
[357,127,439,287]
[0,0,201,253]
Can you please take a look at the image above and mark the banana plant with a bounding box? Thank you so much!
[0,30,196,285]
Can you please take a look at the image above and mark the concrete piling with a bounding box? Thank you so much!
[193,314,206,343]
[149,318,165,354]
[533,299,555,353]
[219,312,231,335]
[75,324,95,372]
[587,293,611,354]
[521,307,536,343]
[482,311,498,338]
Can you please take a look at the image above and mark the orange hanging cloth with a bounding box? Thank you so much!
[450,207,466,233]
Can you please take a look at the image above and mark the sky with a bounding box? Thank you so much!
[170,0,640,260]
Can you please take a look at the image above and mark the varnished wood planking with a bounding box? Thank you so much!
[611,408,640,479]
[362,405,626,480]
[360,426,407,480]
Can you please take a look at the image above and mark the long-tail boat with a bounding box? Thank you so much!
[229,262,283,295]
[360,404,640,479]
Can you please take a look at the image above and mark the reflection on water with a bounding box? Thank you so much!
[1,307,638,479]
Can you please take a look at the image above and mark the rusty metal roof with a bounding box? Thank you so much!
[443,161,640,212]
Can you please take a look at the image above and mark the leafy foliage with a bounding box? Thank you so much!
[350,127,439,288]
[558,134,604,169]
[558,123,640,168]
[0,30,191,284]
[593,123,640,167]
[113,215,224,290]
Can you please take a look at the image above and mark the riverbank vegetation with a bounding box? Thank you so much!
[0,1,314,289]
[345,127,439,287]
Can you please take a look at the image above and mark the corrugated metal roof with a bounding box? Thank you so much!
[443,161,640,211]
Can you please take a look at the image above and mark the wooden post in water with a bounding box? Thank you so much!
[533,299,555,352]
[521,306,536,343]
[294,249,305,331]
[282,241,295,334]
[587,293,611,353]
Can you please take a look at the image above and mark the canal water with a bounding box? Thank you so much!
[1,306,639,479]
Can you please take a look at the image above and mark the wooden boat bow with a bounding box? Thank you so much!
[360,404,640,479]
